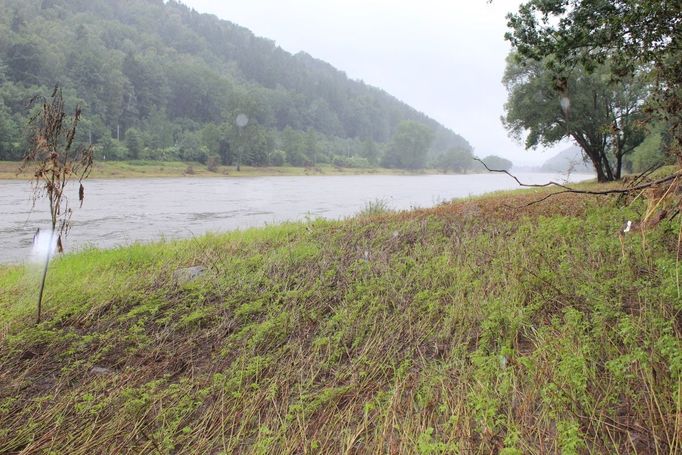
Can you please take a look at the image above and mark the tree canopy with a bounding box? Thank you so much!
[505,0,682,159]
[434,147,474,173]
[0,0,474,169]
[502,55,647,181]
[382,121,434,170]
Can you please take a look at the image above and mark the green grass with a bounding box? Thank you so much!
[0,187,680,454]
[0,160,456,180]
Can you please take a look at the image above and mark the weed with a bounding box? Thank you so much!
[358,198,392,217]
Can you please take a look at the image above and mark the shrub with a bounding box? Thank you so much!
[206,154,221,172]
[358,198,392,217]
[100,139,129,161]
[269,150,286,167]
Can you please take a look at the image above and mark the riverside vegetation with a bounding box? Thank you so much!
[0,0,681,452]
[0,160,490,180]
[0,181,680,454]
[0,0,479,171]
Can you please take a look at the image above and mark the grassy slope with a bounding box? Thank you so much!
[0,187,680,454]
[0,161,447,180]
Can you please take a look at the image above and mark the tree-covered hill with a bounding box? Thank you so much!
[0,0,474,169]
[540,147,593,174]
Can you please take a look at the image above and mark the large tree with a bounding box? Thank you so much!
[434,147,474,173]
[383,121,434,170]
[505,0,682,159]
[502,56,647,181]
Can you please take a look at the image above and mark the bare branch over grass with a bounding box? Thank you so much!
[473,157,681,207]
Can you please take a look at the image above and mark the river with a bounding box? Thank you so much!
[0,173,591,264]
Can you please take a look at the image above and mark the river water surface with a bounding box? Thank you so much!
[0,173,591,264]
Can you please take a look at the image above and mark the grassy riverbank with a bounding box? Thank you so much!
[0,160,453,180]
[0,184,680,453]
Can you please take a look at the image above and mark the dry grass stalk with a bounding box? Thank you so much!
[19,86,94,323]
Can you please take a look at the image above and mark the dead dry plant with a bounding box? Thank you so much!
[19,86,94,323]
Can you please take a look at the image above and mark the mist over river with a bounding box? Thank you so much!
[0,173,591,264]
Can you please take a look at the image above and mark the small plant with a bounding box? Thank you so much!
[358,198,392,217]
[19,86,94,323]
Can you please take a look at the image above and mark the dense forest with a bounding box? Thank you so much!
[0,0,482,170]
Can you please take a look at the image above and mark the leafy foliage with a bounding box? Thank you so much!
[505,0,682,159]
[382,121,434,170]
[0,0,473,169]
[628,123,676,173]
[502,55,647,180]
[433,147,474,173]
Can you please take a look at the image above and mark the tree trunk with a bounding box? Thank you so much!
[601,150,615,181]
[615,153,623,180]
[572,133,612,182]
[586,151,608,182]
[595,164,609,182]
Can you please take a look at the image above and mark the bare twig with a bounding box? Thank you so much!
[473,158,680,207]
[629,162,664,188]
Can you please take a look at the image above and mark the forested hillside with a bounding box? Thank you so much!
[0,0,474,169]
[540,147,593,174]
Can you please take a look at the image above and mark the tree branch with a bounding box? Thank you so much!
[473,158,575,190]
[473,158,680,207]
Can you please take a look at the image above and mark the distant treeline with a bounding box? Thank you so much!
[0,0,494,171]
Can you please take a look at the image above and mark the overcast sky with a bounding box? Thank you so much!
[181,0,568,166]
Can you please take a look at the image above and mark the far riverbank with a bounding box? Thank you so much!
[0,160,491,180]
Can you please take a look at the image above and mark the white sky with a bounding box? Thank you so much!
[180,0,568,166]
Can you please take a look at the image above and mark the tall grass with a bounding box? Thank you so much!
[0,189,680,454]
[358,198,393,217]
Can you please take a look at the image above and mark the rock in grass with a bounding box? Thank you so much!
[173,266,206,285]
[90,366,112,375]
